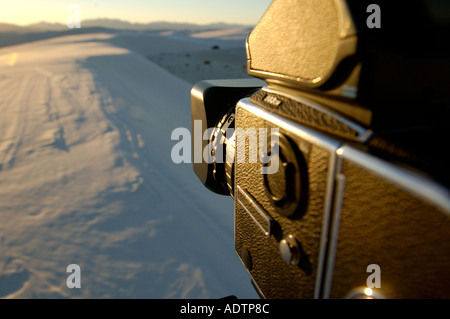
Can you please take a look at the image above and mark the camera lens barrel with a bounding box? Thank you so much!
[190,79,264,196]
[210,111,236,197]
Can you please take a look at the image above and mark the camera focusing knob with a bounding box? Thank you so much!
[263,132,307,218]
[279,235,301,266]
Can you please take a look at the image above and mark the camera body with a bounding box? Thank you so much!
[191,0,450,298]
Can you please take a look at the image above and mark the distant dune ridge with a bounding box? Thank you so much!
[0,19,253,48]
[0,25,258,298]
[0,19,252,32]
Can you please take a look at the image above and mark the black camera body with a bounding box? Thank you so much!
[191,0,450,298]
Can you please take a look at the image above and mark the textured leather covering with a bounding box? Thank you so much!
[247,0,355,87]
[329,160,450,298]
[235,106,332,298]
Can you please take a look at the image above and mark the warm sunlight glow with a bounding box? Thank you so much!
[0,52,18,67]
[0,0,272,26]
[8,52,18,67]
[364,287,373,297]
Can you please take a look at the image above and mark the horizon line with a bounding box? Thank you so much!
[1,18,255,28]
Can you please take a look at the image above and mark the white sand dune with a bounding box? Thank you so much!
[190,28,252,40]
[0,30,258,298]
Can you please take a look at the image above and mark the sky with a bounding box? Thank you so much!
[0,0,273,26]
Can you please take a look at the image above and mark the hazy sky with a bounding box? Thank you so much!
[1,0,273,26]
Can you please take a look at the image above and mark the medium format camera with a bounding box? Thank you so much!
[191,0,450,298]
